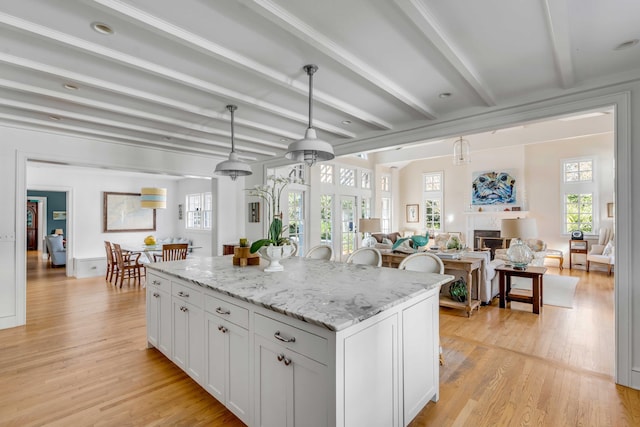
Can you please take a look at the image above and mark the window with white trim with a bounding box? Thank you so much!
[320,194,333,245]
[340,167,355,187]
[185,192,212,230]
[361,171,371,189]
[381,197,391,233]
[562,158,595,234]
[381,175,390,192]
[423,172,443,232]
[320,164,333,184]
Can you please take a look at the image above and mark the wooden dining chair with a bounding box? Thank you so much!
[113,243,142,288]
[104,241,118,283]
[153,243,189,262]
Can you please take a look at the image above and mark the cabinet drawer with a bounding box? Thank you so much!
[205,294,249,329]
[172,282,203,308]
[147,273,170,293]
[254,313,328,364]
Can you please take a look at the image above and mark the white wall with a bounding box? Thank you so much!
[175,178,214,257]
[396,133,614,264]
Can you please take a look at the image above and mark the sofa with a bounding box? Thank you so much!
[372,232,404,251]
[45,235,66,266]
[494,238,547,267]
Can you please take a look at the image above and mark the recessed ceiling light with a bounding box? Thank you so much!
[438,92,452,99]
[91,22,114,35]
[342,120,352,125]
[614,39,639,51]
[63,83,79,90]
[48,115,61,121]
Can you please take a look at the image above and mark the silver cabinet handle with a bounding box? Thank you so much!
[152,280,161,286]
[276,353,291,365]
[277,353,284,362]
[153,292,160,298]
[180,306,188,312]
[215,307,231,315]
[274,331,295,343]
[177,291,189,297]
[283,356,291,366]
[218,325,228,333]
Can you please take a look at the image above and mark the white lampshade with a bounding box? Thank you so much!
[501,218,537,239]
[140,187,167,209]
[54,229,63,235]
[359,218,381,234]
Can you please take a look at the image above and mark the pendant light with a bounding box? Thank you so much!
[140,187,167,209]
[453,136,470,165]
[214,104,252,181]
[285,64,335,166]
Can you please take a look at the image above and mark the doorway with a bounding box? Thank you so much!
[339,196,357,261]
[26,202,38,250]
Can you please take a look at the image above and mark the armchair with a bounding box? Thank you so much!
[587,227,615,275]
[45,235,66,266]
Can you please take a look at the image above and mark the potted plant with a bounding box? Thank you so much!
[246,175,300,271]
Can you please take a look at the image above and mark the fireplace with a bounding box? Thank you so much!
[473,230,509,259]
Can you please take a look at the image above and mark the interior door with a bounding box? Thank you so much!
[26,202,38,250]
[340,196,357,261]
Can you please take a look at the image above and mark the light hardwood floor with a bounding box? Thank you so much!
[0,252,638,426]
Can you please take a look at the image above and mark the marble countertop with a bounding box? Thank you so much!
[147,256,453,331]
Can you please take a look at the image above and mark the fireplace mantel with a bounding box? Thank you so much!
[464,211,529,247]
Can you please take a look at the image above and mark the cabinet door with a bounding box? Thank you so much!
[147,287,172,357]
[226,322,250,424]
[254,334,328,427]
[255,334,291,427]
[205,313,226,402]
[173,298,204,383]
[402,296,438,423]
[172,299,188,371]
[186,303,204,384]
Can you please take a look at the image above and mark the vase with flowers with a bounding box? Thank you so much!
[247,175,297,271]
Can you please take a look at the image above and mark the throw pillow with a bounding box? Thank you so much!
[382,238,393,245]
[602,241,614,256]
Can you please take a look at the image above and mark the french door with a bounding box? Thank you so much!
[339,196,357,261]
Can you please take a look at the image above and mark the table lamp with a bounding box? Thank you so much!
[54,229,63,236]
[501,218,537,270]
[359,218,381,248]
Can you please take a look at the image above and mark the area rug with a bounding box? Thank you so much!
[509,274,579,308]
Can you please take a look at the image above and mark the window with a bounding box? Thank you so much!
[287,191,305,256]
[186,192,212,230]
[340,167,355,187]
[423,172,443,232]
[320,195,332,245]
[562,158,595,234]
[564,159,593,182]
[381,175,390,192]
[320,164,334,184]
[381,197,391,233]
[361,197,371,219]
[361,171,371,189]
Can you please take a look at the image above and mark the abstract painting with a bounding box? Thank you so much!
[471,170,516,205]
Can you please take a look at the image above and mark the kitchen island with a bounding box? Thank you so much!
[146,256,452,427]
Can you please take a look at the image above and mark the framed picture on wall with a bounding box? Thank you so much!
[103,192,156,232]
[471,169,517,205]
[406,204,419,223]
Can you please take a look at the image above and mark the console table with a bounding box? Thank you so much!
[381,252,482,317]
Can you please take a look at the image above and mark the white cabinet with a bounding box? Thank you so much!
[172,283,204,385]
[254,333,328,427]
[402,295,439,422]
[146,272,172,357]
[205,295,250,425]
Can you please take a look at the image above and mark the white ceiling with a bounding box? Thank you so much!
[2,0,638,165]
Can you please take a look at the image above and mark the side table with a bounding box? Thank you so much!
[496,265,547,314]
[569,240,588,269]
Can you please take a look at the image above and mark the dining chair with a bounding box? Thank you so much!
[113,243,142,288]
[153,243,189,262]
[397,251,447,366]
[398,252,444,274]
[104,241,118,283]
[305,244,333,261]
[345,247,382,267]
